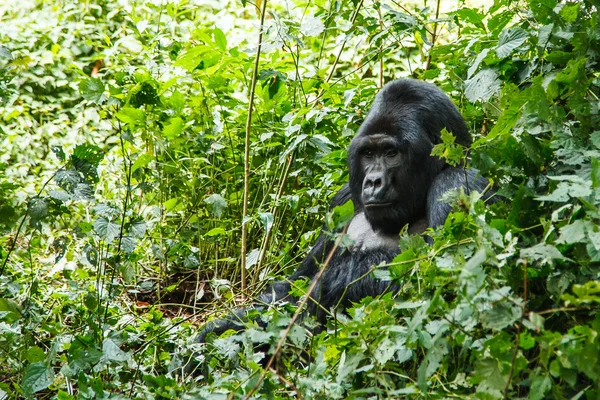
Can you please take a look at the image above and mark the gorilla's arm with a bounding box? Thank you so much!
[426,167,492,228]
[195,185,352,341]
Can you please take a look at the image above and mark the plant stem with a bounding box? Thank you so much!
[241,0,269,295]
[424,0,442,71]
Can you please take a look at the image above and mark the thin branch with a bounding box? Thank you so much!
[377,5,384,87]
[256,154,294,272]
[239,227,348,400]
[504,260,528,399]
[324,0,364,84]
[241,0,269,294]
[424,0,442,71]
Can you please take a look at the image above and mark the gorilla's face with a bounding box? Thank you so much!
[349,129,442,234]
[346,80,464,234]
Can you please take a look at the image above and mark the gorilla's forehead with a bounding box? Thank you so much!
[355,133,398,147]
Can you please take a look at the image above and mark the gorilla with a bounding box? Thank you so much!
[195,78,491,341]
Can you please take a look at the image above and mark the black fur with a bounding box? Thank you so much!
[194,79,492,343]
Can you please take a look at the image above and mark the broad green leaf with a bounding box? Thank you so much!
[258,212,273,232]
[94,217,121,243]
[131,153,154,173]
[79,78,105,104]
[102,338,130,362]
[453,8,485,29]
[204,193,227,218]
[0,298,21,322]
[520,243,566,265]
[496,27,528,59]
[529,375,552,400]
[116,107,146,127]
[464,69,501,102]
[163,117,184,139]
[22,362,55,397]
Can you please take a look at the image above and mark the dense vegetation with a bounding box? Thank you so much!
[0,0,599,398]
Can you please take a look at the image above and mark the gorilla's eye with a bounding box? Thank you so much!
[385,149,399,158]
[362,149,375,158]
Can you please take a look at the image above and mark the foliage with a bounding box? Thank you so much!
[0,0,599,398]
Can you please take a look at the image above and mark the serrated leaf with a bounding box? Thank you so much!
[184,254,200,268]
[204,193,227,218]
[496,27,528,59]
[529,375,552,400]
[94,203,121,219]
[129,220,147,238]
[300,16,325,37]
[116,107,146,127]
[54,169,81,191]
[163,117,184,139]
[131,153,154,173]
[520,243,566,265]
[22,362,55,397]
[121,236,137,253]
[79,78,106,104]
[73,183,93,200]
[49,189,72,202]
[94,217,121,243]
[102,338,130,362]
[29,197,48,222]
[464,69,501,102]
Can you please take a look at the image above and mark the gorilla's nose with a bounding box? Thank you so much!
[363,171,387,202]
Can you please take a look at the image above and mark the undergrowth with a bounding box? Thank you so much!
[0,0,598,398]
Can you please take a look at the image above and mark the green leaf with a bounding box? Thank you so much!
[520,243,566,265]
[163,117,184,139]
[102,338,130,362]
[529,375,552,400]
[204,193,227,218]
[592,158,600,188]
[259,212,273,233]
[213,28,227,50]
[453,8,485,29]
[22,362,55,397]
[464,69,501,102]
[205,227,226,237]
[175,45,221,71]
[94,217,121,243]
[327,200,354,230]
[0,298,21,322]
[116,107,146,127]
[245,248,260,270]
[559,3,579,23]
[0,46,12,60]
[495,27,528,59]
[79,78,106,104]
[131,153,154,173]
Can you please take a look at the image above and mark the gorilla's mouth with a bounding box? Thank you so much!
[364,202,392,208]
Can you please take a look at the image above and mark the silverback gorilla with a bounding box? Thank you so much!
[196,78,491,341]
